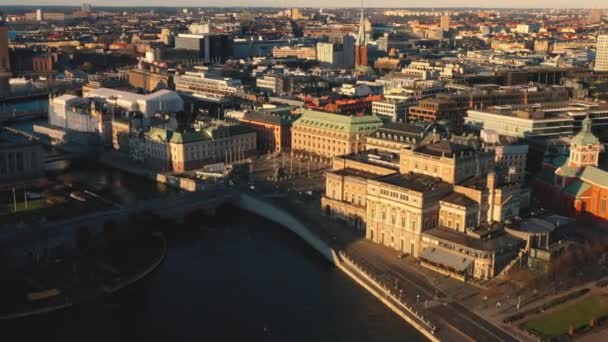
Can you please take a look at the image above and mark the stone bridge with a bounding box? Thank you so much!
[1,186,339,267]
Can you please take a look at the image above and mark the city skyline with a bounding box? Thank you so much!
[2,3,608,342]
[3,1,607,9]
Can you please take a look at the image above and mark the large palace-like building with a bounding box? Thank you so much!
[322,135,529,281]
[291,110,382,160]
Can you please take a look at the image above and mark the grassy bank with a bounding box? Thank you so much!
[523,295,608,338]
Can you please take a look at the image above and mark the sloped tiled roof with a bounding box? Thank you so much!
[579,166,608,188]
[555,164,578,178]
[170,130,208,143]
[293,110,383,134]
[563,179,591,198]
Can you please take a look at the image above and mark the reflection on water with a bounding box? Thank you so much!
[49,159,179,206]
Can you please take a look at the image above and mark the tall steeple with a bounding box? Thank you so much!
[354,1,368,67]
[356,3,366,46]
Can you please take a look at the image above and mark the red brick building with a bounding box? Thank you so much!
[533,116,608,221]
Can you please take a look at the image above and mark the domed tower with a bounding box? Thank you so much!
[568,115,603,169]
[0,10,11,97]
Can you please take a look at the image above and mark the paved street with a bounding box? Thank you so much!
[344,240,519,342]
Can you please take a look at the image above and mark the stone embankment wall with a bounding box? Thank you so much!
[233,192,440,342]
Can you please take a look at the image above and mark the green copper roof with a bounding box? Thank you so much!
[563,180,591,198]
[294,110,383,134]
[556,164,578,177]
[571,116,600,146]
[146,127,208,144]
[170,131,208,144]
[145,127,171,142]
[546,155,568,169]
[580,166,608,187]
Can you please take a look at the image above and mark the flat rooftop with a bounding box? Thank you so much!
[415,141,479,158]
[375,172,452,193]
[424,227,524,252]
[329,167,386,180]
[342,149,400,168]
[469,101,608,121]
[441,192,478,207]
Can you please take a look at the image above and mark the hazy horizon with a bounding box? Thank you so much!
[2,1,606,9]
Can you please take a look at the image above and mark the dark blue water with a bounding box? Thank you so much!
[2,211,426,342]
[0,98,49,113]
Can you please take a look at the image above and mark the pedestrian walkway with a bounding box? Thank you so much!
[422,297,452,309]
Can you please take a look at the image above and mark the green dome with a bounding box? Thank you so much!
[571,116,600,146]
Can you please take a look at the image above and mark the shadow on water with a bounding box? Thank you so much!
[0,206,426,342]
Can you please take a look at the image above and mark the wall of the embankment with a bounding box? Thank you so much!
[232,192,340,265]
[232,191,440,342]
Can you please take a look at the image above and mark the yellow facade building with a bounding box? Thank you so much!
[322,150,398,230]
[400,141,494,184]
[366,173,452,257]
[131,123,256,172]
[291,110,383,160]
[321,138,529,281]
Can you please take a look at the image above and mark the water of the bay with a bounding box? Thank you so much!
[1,162,427,342]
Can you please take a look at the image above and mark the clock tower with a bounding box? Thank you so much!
[568,115,603,169]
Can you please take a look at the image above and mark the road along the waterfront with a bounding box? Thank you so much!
[345,242,518,342]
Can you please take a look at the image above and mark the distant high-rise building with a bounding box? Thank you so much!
[590,9,603,24]
[204,34,234,64]
[440,14,450,31]
[316,35,355,68]
[354,6,368,67]
[595,34,608,72]
[36,9,43,21]
[0,11,11,97]
[175,34,205,56]
[174,33,233,63]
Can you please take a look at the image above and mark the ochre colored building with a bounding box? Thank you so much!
[131,123,256,172]
[291,110,383,160]
[322,140,529,280]
[239,111,294,153]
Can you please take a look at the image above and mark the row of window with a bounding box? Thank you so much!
[379,189,415,203]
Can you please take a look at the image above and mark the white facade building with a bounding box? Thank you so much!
[84,88,184,118]
[372,100,409,122]
[466,102,608,138]
[174,71,243,101]
[595,34,608,72]
[49,94,101,133]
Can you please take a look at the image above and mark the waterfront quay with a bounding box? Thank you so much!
[225,157,523,342]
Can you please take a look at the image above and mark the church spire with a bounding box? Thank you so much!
[582,114,592,133]
[356,1,366,46]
